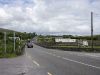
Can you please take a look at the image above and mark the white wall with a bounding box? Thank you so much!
[55,38,76,43]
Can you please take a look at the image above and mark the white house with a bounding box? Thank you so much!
[55,38,76,43]
[78,40,88,46]
[82,40,88,46]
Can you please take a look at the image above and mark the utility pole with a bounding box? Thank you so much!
[4,32,6,53]
[91,12,94,51]
[14,32,15,52]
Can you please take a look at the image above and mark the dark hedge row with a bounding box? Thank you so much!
[35,43,100,52]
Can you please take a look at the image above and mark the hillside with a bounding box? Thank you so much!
[0,28,15,32]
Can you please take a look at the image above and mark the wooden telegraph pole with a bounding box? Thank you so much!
[14,32,16,52]
[91,12,94,51]
[4,32,6,53]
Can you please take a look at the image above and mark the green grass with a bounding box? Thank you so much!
[0,39,25,58]
[0,53,17,58]
[50,45,100,52]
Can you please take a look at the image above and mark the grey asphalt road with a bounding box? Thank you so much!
[25,44,100,75]
[0,53,37,75]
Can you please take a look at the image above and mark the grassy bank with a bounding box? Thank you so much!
[36,43,100,52]
[0,31,36,58]
[0,53,17,58]
[0,38,25,58]
[48,45,100,52]
[0,42,25,58]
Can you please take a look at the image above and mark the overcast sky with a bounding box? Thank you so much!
[0,0,100,35]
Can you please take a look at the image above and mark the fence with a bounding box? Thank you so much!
[35,39,100,52]
[0,32,25,56]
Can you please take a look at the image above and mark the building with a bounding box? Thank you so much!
[55,38,76,43]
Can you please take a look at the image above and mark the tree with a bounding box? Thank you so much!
[0,32,4,39]
[63,35,73,38]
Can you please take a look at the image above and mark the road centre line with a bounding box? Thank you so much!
[47,72,52,75]
[61,57,100,70]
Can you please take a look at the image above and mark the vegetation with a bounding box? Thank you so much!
[63,35,99,40]
[49,45,100,52]
[36,35,100,52]
[0,30,36,58]
[37,35,55,46]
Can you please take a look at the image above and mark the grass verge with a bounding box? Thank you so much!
[0,53,17,58]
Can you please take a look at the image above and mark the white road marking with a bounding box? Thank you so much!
[62,57,100,69]
[47,72,52,75]
[45,51,100,69]
[26,52,40,67]
[34,50,100,70]
[32,60,40,67]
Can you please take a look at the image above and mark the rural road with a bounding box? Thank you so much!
[24,44,100,75]
[0,44,100,75]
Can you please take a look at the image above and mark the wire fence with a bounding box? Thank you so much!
[0,32,25,57]
[35,38,100,52]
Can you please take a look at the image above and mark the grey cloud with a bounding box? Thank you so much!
[0,0,100,35]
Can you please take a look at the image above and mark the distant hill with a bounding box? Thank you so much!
[0,28,15,32]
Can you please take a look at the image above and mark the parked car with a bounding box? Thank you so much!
[27,42,33,48]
